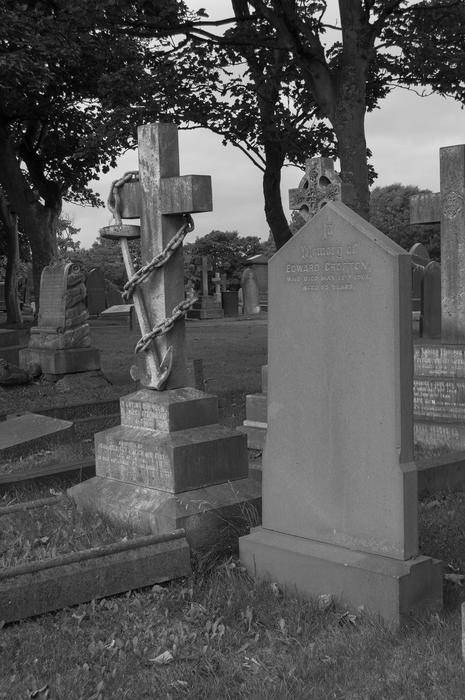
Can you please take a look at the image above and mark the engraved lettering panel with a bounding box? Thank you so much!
[284,242,371,292]
[96,438,173,489]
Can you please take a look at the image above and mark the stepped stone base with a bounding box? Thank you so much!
[69,476,261,550]
[19,346,100,375]
[187,296,224,320]
[95,423,248,492]
[240,527,442,628]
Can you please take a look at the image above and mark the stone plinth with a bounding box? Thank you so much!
[19,347,100,377]
[240,201,442,626]
[187,296,224,320]
[240,529,442,628]
[69,387,254,550]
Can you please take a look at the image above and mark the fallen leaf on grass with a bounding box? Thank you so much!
[150,650,174,664]
[444,573,465,586]
[28,685,49,699]
[318,594,334,611]
[338,611,357,626]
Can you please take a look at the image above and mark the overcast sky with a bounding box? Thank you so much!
[66,1,465,249]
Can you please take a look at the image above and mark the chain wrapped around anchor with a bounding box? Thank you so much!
[107,171,197,374]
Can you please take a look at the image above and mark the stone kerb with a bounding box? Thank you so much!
[240,201,442,626]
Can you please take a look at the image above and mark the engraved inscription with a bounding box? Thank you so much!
[286,241,371,292]
[97,440,172,487]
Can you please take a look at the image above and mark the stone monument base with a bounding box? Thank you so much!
[19,346,100,376]
[239,527,442,628]
[187,296,224,320]
[70,476,261,551]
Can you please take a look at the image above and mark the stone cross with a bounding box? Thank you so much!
[117,123,212,389]
[410,145,465,342]
[289,157,347,221]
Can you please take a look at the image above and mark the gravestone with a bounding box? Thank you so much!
[188,256,224,319]
[241,267,260,315]
[288,157,346,220]
[70,122,258,550]
[240,201,442,626]
[410,145,465,342]
[86,267,107,316]
[245,254,268,311]
[19,262,101,379]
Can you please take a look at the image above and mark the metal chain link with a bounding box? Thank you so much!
[122,214,194,302]
[107,171,139,225]
[108,170,197,369]
[135,297,197,353]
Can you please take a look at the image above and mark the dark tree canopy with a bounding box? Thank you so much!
[369,183,440,260]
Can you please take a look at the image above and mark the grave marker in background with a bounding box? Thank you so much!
[240,201,442,626]
[410,145,465,342]
[19,262,101,379]
[86,267,107,316]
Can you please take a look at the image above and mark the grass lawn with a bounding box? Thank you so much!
[3,319,465,697]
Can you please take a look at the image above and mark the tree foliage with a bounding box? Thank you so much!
[369,183,440,260]
[0,0,194,306]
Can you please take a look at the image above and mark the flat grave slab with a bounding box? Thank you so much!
[0,413,74,460]
[0,495,190,623]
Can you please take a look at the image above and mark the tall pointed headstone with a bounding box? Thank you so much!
[240,201,442,626]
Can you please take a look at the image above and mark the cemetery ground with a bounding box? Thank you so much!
[3,320,465,697]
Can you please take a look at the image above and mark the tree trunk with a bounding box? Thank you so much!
[332,0,370,219]
[0,195,22,325]
[28,202,60,310]
[262,140,292,249]
[0,124,60,315]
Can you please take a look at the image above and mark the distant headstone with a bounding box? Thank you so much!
[86,267,106,316]
[19,262,100,377]
[245,254,268,311]
[410,145,465,341]
[423,261,441,338]
[409,242,430,267]
[106,285,124,307]
[240,201,442,626]
[241,268,260,315]
[188,255,224,319]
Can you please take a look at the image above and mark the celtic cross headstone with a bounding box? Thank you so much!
[288,157,348,221]
[410,145,465,342]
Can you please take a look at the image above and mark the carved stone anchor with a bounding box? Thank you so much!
[100,223,173,390]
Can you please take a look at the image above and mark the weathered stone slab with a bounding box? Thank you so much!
[19,347,100,375]
[69,475,261,550]
[414,420,465,451]
[95,423,247,492]
[240,528,442,628]
[0,414,74,460]
[261,201,416,559]
[120,387,218,432]
[0,529,190,623]
[240,200,442,625]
